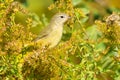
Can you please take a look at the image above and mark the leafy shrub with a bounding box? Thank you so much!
[0,0,120,80]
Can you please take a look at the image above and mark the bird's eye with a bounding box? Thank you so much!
[60,16,64,18]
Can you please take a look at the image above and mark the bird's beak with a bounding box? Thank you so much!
[68,16,71,19]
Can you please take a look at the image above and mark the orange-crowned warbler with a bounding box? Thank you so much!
[31,13,70,48]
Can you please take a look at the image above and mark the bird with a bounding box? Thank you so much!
[31,13,71,48]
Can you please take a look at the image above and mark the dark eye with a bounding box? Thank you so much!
[60,16,64,18]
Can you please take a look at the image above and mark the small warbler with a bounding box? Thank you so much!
[32,13,70,48]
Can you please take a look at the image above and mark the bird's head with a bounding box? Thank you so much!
[51,13,71,25]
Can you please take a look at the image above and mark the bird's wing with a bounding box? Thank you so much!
[33,26,52,42]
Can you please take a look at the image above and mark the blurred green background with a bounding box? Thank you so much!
[15,0,120,34]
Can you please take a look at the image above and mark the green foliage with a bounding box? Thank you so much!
[0,0,120,80]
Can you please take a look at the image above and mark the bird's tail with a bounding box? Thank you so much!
[21,42,36,53]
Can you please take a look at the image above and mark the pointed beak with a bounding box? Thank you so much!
[68,16,71,19]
